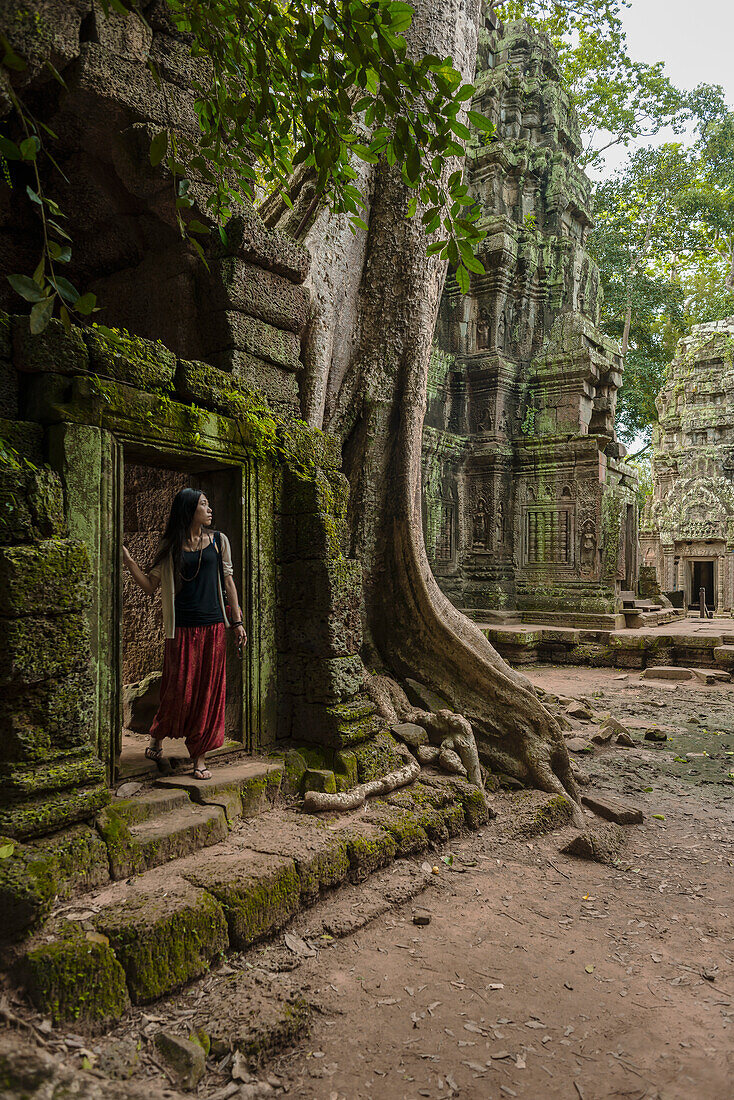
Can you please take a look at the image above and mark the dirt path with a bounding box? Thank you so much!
[265,667,734,1100]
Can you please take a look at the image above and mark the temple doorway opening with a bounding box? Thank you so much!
[690,560,715,611]
[119,448,245,779]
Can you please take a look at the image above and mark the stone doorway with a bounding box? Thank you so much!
[118,447,246,779]
[690,559,715,611]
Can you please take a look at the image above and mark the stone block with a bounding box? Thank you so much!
[209,349,300,413]
[302,655,363,704]
[342,823,397,883]
[0,539,91,615]
[2,670,95,763]
[276,510,344,564]
[294,699,384,749]
[0,823,110,941]
[0,781,109,841]
[214,209,311,284]
[0,466,66,545]
[1,754,106,801]
[303,768,337,795]
[0,613,90,686]
[186,852,301,950]
[333,748,358,791]
[362,802,430,857]
[581,793,643,825]
[0,418,43,465]
[640,666,693,682]
[122,671,162,733]
[85,327,176,390]
[153,1032,206,1091]
[22,931,131,1026]
[279,466,349,517]
[279,559,362,657]
[0,357,18,419]
[94,883,228,1004]
[13,316,88,376]
[211,257,311,333]
[205,311,301,372]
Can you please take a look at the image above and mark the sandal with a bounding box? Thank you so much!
[145,743,163,761]
[192,768,212,781]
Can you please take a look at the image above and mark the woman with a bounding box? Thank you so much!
[123,488,246,780]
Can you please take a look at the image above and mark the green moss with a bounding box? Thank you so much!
[86,325,176,391]
[96,807,145,880]
[363,801,430,857]
[529,794,575,835]
[352,732,405,783]
[95,885,228,1004]
[0,782,109,842]
[0,539,92,615]
[280,750,307,796]
[0,834,58,938]
[344,827,397,883]
[187,859,301,950]
[333,749,358,792]
[0,613,90,686]
[22,931,130,1025]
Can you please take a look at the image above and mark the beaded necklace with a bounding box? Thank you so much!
[180,532,207,582]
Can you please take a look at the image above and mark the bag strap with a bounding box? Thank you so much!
[213,530,227,595]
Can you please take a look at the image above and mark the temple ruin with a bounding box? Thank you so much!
[641,317,734,613]
[422,19,639,628]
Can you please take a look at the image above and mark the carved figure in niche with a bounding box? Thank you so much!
[500,409,513,435]
[477,403,494,433]
[472,495,490,549]
[580,520,597,573]
[495,310,506,350]
[496,501,506,545]
[476,310,490,350]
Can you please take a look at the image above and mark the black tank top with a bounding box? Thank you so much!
[174,539,224,627]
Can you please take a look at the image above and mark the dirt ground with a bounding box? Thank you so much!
[3,665,733,1100]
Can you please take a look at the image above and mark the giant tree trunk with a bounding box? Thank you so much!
[292,0,578,800]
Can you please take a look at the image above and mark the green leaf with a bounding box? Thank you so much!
[467,110,495,135]
[455,264,470,294]
[187,219,211,235]
[7,274,46,303]
[351,216,369,232]
[0,842,15,859]
[25,186,42,206]
[0,135,21,161]
[1,35,27,72]
[74,292,97,316]
[20,136,41,160]
[149,130,168,167]
[30,296,54,334]
[50,276,80,304]
[48,242,72,263]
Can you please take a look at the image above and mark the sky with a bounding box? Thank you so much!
[621,0,734,107]
[589,0,734,178]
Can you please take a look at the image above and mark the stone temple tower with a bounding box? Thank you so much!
[641,317,734,612]
[422,17,638,627]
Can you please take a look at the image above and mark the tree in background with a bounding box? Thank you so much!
[589,97,734,447]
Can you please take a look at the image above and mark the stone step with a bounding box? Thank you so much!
[155,759,283,824]
[128,804,228,871]
[20,776,492,1026]
[98,800,229,880]
[112,787,191,827]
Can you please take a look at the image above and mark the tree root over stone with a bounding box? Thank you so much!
[303,751,420,813]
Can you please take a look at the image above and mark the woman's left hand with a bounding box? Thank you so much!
[234,624,247,652]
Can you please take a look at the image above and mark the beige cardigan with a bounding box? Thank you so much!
[149,532,234,639]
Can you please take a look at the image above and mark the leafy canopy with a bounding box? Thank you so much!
[1,0,494,328]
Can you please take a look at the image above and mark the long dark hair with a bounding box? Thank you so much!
[151,488,208,583]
